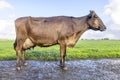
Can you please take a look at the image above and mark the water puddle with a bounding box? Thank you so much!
[0,59,120,80]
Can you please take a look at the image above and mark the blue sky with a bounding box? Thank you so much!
[0,0,120,39]
[6,0,108,17]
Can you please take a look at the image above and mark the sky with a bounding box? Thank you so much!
[0,0,120,40]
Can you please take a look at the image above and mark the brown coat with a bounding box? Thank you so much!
[14,10,106,70]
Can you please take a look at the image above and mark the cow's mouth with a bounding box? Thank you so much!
[99,26,106,31]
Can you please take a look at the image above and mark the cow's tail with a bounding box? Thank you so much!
[13,39,17,50]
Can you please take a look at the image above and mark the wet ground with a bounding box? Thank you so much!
[0,59,120,80]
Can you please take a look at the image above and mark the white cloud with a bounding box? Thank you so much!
[81,30,106,39]
[103,34,115,39]
[0,20,8,31]
[0,0,12,11]
[104,0,120,30]
[0,17,15,39]
[0,0,15,39]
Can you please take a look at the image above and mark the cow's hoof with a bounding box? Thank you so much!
[59,64,68,70]
[62,66,68,70]
[16,67,21,71]
[23,62,28,66]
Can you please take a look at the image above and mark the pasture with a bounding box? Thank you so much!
[0,40,120,60]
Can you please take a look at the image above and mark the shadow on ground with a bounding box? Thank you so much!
[0,59,120,80]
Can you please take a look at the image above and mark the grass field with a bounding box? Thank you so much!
[0,40,120,61]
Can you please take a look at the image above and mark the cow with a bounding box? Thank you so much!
[14,10,106,70]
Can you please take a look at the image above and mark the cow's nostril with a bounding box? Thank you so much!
[105,27,107,30]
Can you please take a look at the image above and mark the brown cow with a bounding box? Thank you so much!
[14,10,106,70]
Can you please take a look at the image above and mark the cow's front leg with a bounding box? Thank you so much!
[21,50,27,66]
[60,43,67,70]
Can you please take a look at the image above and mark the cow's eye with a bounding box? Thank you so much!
[94,15,98,18]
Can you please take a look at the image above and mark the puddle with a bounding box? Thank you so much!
[0,59,120,80]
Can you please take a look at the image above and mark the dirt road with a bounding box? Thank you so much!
[0,59,120,80]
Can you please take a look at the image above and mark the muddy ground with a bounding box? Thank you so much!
[0,59,120,80]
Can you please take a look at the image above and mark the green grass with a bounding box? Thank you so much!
[0,40,120,61]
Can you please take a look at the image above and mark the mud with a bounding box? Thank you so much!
[0,59,120,80]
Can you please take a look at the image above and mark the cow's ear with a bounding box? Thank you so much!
[90,10,93,13]
[88,10,95,18]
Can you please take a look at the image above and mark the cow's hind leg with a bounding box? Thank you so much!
[14,39,21,70]
[16,49,21,71]
[60,43,67,70]
[21,50,27,66]
[15,40,24,71]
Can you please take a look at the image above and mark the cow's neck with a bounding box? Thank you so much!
[75,16,89,29]
[65,16,89,48]
[74,16,89,36]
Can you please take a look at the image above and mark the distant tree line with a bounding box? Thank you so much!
[81,38,110,40]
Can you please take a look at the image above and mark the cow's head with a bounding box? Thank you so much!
[87,10,106,31]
